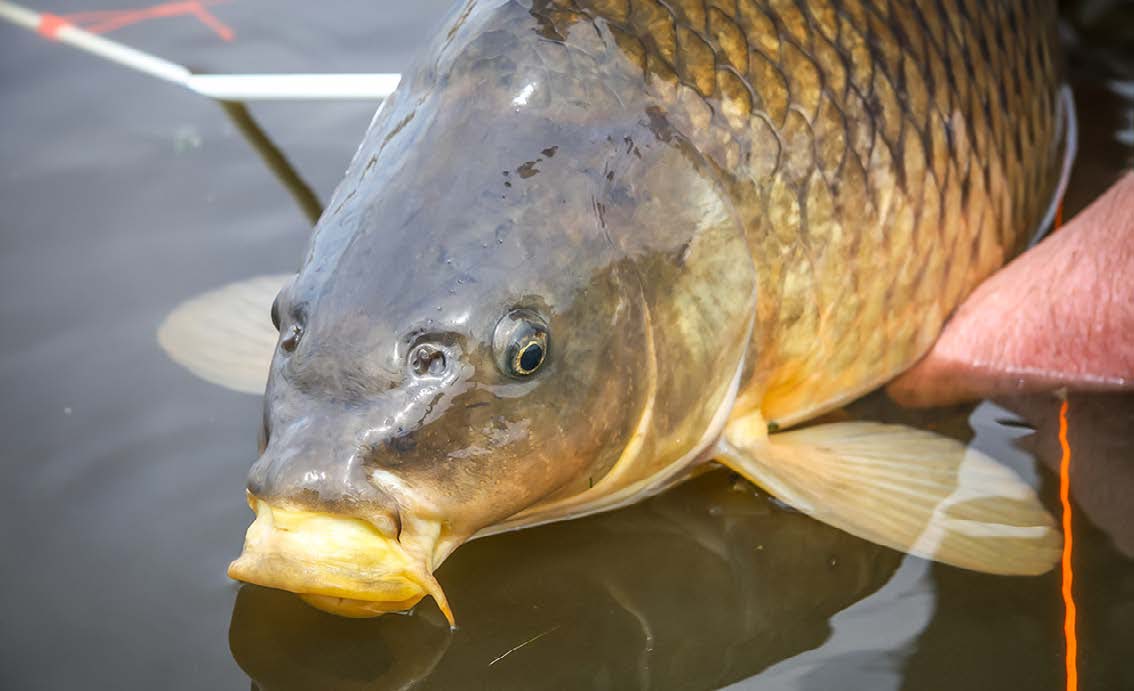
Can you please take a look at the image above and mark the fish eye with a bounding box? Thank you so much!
[494,310,549,378]
[270,294,282,332]
[409,343,448,377]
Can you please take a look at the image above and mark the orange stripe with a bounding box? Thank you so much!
[54,2,235,42]
[37,13,70,39]
[1058,398,1077,691]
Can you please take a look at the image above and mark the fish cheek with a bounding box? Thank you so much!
[357,390,561,531]
[371,380,579,524]
[362,286,648,532]
[515,278,657,504]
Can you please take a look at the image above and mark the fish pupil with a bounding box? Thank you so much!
[517,342,544,374]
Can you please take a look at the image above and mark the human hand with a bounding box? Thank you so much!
[888,172,1134,407]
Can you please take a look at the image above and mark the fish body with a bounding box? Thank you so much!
[161,0,1069,622]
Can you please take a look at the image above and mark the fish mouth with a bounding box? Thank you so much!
[228,497,453,624]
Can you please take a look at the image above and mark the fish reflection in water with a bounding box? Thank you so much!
[231,469,905,690]
[999,393,1134,560]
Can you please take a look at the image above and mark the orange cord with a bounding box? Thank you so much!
[36,13,69,39]
[50,1,234,42]
[1058,398,1077,691]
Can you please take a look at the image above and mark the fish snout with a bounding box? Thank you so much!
[230,437,453,623]
[245,439,402,538]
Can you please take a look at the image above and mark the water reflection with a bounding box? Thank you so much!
[999,393,1134,559]
[217,101,324,226]
[730,556,935,691]
[231,587,452,690]
[231,470,902,690]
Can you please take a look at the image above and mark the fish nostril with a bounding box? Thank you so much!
[409,343,447,377]
[280,324,303,353]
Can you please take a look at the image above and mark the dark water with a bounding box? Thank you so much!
[1,2,1131,689]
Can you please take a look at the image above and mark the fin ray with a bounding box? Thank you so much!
[718,418,1060,576]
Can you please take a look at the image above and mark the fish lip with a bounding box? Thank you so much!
[240,481,404,543]
[297,593,426,618]
[228,497,454,624]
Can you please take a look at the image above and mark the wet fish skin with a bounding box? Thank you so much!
[212,0,1067,617]
[251,0,763,546]
[548,0,1067,425]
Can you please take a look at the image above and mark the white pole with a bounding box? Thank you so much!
[0,0,40,29]
[0,0,401,100]
[189,73,402,101]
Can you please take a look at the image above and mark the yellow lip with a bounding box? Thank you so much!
[228,498,453,623]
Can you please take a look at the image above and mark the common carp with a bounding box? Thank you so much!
[161,0,1073,623]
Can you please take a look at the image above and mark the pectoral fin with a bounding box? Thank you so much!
[157,274,292,395]
[717,414,1060,575]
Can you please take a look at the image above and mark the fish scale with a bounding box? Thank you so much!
[551,0,1065,423]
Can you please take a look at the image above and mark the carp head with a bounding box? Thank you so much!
[175,3,758,622]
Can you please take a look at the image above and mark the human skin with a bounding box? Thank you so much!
[889,171,1134,407]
